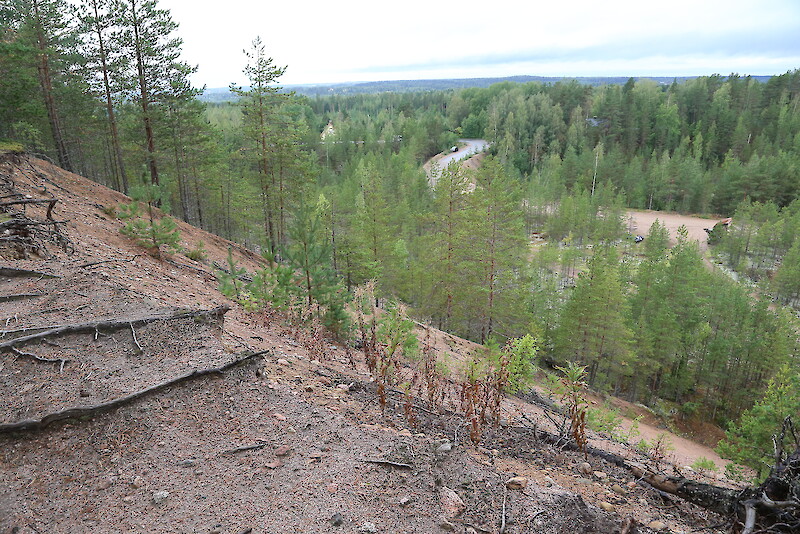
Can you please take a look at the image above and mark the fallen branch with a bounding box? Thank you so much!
[358,458,412,469]
[0,293,44,302]
[79,255,142,269]
[223,441,268,454]
[0,349,270,433]
[0,305,229,348]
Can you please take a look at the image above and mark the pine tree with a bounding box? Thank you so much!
[422,161,471,330]
[717,365,800,479]
[3,0,76,170]
[772,239,800,305]
[555,245,632,389]
[281,200,349,336]
[77,0,128,191]
[116,0,197,187]
[230,36,288,252]
[119,183,181,258]
[466,157,529,342]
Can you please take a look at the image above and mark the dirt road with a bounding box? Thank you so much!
[425,138,489,187]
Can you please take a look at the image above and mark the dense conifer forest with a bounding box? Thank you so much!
[3,0,800,461]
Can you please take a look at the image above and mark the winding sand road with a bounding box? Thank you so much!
[424,138,489,187]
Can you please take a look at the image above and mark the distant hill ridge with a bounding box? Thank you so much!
[200,74,774,101]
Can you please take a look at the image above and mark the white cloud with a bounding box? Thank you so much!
[157,0,800,86]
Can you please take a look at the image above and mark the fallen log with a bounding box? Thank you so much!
[0,349,270,433]
[0,305,229,348]
[513,416,800,533]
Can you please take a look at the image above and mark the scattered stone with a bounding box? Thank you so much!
[611,484,626,495]
[465,528,477,534]
[178,459,196,468]
[79,389,90,397]
[277,358,290,366]
[440,487,465,519]
[593,471,608,480]
[647,520,668,531]
[131,476,144,489]
[337,383,351,392]
[575,477,593,485]
[358,522,378,533]
[598,501,615,513]
[329,512,344,527]
[286,426,297,434]
[151,491,169,505]
[265,460,281,469]
[327,483,339,493]
[304,385,315,392]
[275,445,291,457]
[577,462,592,475]
[122,496,134,504]
[318,377,333,386]
[544,476,555,487]
[439,520,456,531]
[210,526,223,534]
[273,413,287,421]
[435,441,453,453]
[505,476,528,490]
[627,480,638,489]
[97,478,113,490]
[398,495,415,507]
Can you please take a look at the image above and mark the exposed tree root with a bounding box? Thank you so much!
[0,293,44,302]
[0,266,60,278]
[0,305,229,347]
[10,345,69,372]
[0,349,270,434]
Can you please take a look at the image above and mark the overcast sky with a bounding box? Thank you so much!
[157,0,800,88]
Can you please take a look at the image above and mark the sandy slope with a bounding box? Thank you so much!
[0,155,735,533]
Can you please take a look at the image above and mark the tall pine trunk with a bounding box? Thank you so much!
[130,0,159,186]
[90,0,127,193]
[32,0,71,171]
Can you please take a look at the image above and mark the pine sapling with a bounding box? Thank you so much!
[119,184,181,259]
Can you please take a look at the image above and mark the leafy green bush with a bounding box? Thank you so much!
[586,402,623,437]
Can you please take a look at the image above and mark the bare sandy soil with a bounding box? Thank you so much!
[0,155,737,533]
[626,210,721,252]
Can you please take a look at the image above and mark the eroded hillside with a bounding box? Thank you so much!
[0,154,736,533]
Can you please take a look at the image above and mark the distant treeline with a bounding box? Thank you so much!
[200,75,775,101]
